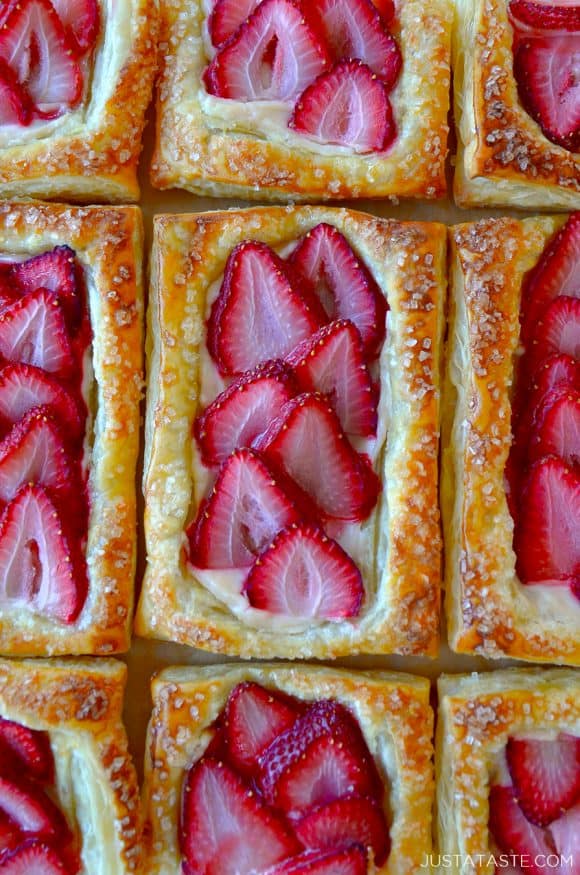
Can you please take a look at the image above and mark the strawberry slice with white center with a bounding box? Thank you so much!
[527,386,580,467]
[11,245,81,330]
[0,484,86,623]
[288,223,387,356]
[208,241,322,376]
[244,523,364,618]
[0,841,68,875]
[263,846,368,875]
[371,0,395,24]
[527,295,580,379]
[0,812,21,856]
[489,784,554,875]
[0,289,74,377]
[286,320,378,437]
[187,448,301,569]
[0,718,53,783]
[514,34,580,152]
[180,758,300,875]
[0,58,31,125]
[521,213,580,344]
[208,0,261,46]
[0,775,69,840]
[0,364,84,445]
[194,360,297,467]
[50,0,99,54]
[549,803,580,872]
[204,0,331,102]
[290,59,395,153]
[310,0,402,86]
[510,0,580,31]
[256,393,380,521]
[506,734,580,827]
[514,456,580,585]
[0,0,83,118]
[221,682,300,777]
[294,796,389,866]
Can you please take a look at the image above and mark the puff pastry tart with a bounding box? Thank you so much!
[452,0,580,210]
[443,214,580,665]
[150,0,452,201]
[436,669,580,875]
[136,206,445,658]
[0,201,142,656]
[0,0,157,203]
[0,657,142,873]
[143,662,434,875]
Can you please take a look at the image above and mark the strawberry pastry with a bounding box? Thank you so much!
[137,208,445,658]
[144,664,435,874]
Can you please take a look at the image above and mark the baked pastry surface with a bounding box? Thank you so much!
[452,0,580,210]
[436,668,580,874]
[0,656,142,874]
[0,0,157,203]
[150,0,452,201]
[0,201,143,656]
[143,662,434,875]
[136,205,445,658]
[443,215,580,665]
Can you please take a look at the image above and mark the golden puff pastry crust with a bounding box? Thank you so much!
[0,657,143,874]
[150,0,452,201]
[0,201,143,656]
[442,215,580,665]
[143,662,434,875]
[436,668,580,875]
[0,0,157,204]
[452,0,580,211]
[135,206,445,659]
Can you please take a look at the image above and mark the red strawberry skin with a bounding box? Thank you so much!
[294,795,389,866]
[0,840,68,874]
[489,784,554,875]
[526,386,580,467]
[526,295,580,381]
[510,0,580,31]
[10,245,82,331]
[506,734,580,827]
[0,289,74,378]
[0,718,53,784]
[209,0,261,46]
[0,59,31,125]
[263,846,368,875]
[0,364,84,447]
[0,775,70,842]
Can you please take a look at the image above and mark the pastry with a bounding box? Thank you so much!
[443,214,580,664]
[0,656,142,873]
[143,662,434,874]
[452,0,580,210]
[135,206,445,658]
[0,0,157,203]
[0,201,143,656]
[436,669,580,874]
[150,0,452,201]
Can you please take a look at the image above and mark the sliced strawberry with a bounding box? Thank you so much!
[527,296,580,380]
[310,0,402,86]
[288,223,387,356]
[530,353,580,398]
[258,700,382,809]
[521,214,580,344]
[204,0,330,101]
[0,364,84,445]
[0,841,68,874]
[256,393,380,521]
[514,456,580,585]
[187,448,301,569]
[371,0,395,24]
[290,59,396,153]
[209,0,261,46]
[506,734,580,827]
[0,776,68,840]
[286,320,377,437]
[0,718,53,783]
[194,360,297,467]
[510,0,580,31]
[294,796,389,866]
[0,0,82,118]
[222,682,300,777]
[549,803,580,872]
[245,523,364,619]
[180,758,300,875]
[208,241,322,376]
[527,386,580,467]
[0,289,74,377]
[0,58,31,125]
[513,34,580,152]
[0,484,86,623]
[489,785,554,875]
[49,0,99,54]
[0,811,21,857]
[263,846,368,875]
[10,246,81,331]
